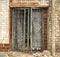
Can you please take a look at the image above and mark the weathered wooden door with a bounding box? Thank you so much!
[12,8,47,51]
[31,8,42,51]
[12,8,31,51]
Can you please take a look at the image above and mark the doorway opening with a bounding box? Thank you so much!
[11,8,48,52]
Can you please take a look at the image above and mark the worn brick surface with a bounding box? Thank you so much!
[55,0,60,52]
[0,0,9,44]
[0,0,10,51]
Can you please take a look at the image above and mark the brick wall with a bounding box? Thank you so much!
[0,44,10,51]
[43,9,48,50]
[0,0,10,51]
[47,0,60,53]
[47,0,52,52]
[55,0,60,52]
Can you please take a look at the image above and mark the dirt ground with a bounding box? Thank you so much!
[0,51,60,57]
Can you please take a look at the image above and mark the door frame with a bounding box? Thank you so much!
[10,7,48,52]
